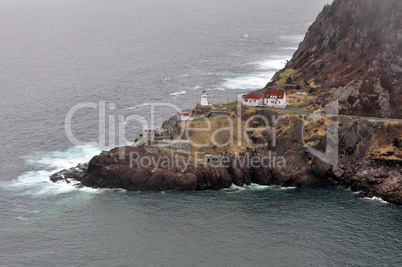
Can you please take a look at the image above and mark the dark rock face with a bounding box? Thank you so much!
[227,155,253,186]
[253,115,318,187]
[322,158,402,205]
[49,163,88,184]
[269,0,402,118]
[246,109,402,204]
[79,147,232,191]
[49,109,401,205]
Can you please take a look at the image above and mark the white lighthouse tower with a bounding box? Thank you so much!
[200,91,210,106]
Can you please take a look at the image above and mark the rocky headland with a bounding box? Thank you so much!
[51,106,402,204]
[51,0,402,204]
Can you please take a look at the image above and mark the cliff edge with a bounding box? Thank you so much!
[50,0,402,204]
[268,0,402,118]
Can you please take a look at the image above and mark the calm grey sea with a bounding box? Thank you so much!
[0,0,401,266]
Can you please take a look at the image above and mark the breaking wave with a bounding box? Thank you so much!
[278,34,305,43]
[220,55,290,90]
[363,197,389,204]
[1,145,107,196]
[223,183,297,193]
[170,90,186,96]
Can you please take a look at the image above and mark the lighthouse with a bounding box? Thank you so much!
[200,91,210,106]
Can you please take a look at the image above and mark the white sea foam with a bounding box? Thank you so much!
[278,35,305,43]
[278,186,297,190]
[222,184,246,193]
[223,184,297,191]
[3,145,107,196]
[223,183,274,192]
[207,87,225,91]
[224,184,244,191]
[24,145,104,170]
[170,90,186,96]
[254,56,289,70]
[363,197,389,204]
[222,72,274,90]
[221,55,291,90]
[245,184,273,190]
[280,47,298,50]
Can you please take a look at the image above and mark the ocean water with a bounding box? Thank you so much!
[1,0,401,266]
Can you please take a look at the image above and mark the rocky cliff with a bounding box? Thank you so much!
[50,0,402,204]
[268,0,402,118]
[50,107,402,204]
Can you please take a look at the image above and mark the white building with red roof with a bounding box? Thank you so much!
[241,93,263,107]
[264,90,288,108]
[177,112,193,121]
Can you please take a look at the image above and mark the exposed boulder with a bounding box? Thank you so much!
[49,163,88,184]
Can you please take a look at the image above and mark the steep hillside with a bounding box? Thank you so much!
[268,0,402,118]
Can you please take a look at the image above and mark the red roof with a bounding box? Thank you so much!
[242,93,263,100]
[178,112,190,116]
[264,90,285,99]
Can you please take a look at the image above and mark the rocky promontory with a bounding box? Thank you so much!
[51,107,402,204]
[50,0,402,204]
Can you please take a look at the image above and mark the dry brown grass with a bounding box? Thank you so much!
[178,116,255,157]
[276,69,297,85]
[307,79,320,88]
[367,123,402,160]
[287,92,309,107]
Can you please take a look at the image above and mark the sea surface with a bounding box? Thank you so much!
[0,0,401,266]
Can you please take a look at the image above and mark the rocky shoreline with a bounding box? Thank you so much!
[50,108,402,205]
[49,146,402,205]
[50,0,402,204]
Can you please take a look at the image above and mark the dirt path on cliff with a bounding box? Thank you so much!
[270,105,402,123]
